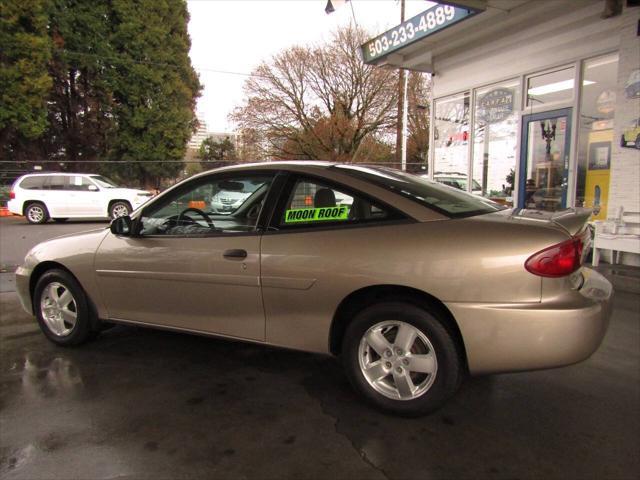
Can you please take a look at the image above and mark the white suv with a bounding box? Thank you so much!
[8,173,152,224]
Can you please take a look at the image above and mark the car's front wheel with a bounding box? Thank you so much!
[342,302,463,416]
[25,202,49,224]
[109,201,131,219]
[34,269,94,346]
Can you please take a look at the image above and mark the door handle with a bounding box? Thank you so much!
[223,249,247,259]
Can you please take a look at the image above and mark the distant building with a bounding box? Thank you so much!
[188,114,238,151]
[188,114,210,150]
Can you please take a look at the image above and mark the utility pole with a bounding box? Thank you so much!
[395,0,408,171]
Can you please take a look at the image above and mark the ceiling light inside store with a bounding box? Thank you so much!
[528,80,595,96]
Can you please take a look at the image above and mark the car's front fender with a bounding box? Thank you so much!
[15,228,111,319]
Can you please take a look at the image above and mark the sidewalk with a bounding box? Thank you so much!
[596,263,640,294]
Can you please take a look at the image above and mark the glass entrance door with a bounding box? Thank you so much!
[519,108,572,210]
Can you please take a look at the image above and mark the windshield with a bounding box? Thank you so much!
[333,165,506,218]
[90,175,119,188]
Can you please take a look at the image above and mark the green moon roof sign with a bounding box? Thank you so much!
[360,3,481,64]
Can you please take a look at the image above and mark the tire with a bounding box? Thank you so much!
[109,201,131,219]
[53,218,68,223]
[635,135,640,150]
[24,202,49,224]
[33,269,95,346]
[342,302,463,416]
[620,135,627,148]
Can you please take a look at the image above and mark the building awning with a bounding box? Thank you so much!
[361,0,601,73]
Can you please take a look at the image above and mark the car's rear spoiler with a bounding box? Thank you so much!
[511,208,593,236]
[550,208,593,236]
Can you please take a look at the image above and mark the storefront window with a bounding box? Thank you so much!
[433,92,470,191]
[527,67,575,107]
[575,53,618,220]
[472,80,520,206]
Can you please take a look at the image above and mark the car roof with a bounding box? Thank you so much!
[19,172,93,177]
[190,161,341,180]
[199,161,335,174]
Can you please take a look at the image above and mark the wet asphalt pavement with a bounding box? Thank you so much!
[0,217,639,479]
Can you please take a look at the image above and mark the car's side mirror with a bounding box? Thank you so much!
[110,215,132,236]
[88,184,99,191]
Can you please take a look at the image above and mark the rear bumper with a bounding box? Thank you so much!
[7,199,21,215]
[447,268,613,375]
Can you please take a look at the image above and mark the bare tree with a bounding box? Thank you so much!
[230,26,398,162]
[407,72,431,172]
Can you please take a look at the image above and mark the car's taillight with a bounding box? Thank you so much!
[525,235,585,278]
[9,190,15,200]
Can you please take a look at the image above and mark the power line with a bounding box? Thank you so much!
[60,49,270,79]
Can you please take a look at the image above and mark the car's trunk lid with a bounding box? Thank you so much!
[477,207,593,271]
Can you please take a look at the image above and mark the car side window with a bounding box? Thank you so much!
[67,176,95,191]
[138,173,274,236]
[45,176,68,191]
[19,176,46,190]
[277,178,397,228]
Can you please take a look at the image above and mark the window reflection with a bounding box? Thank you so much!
[576,53,618,220]
[473,80,520,206]
[434,92,470,191]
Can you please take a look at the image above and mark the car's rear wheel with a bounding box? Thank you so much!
[635,134,640,150]
[25,202,49,224]
[34,269,94,346]
[342,302,463,416]
[109,201,131,219]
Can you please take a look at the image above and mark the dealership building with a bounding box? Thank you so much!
[363,0,640,262]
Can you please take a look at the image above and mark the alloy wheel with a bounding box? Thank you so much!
[358,320,438,401]
[27,205,45,223]
[111,203,129,218]
[40,282,78,337]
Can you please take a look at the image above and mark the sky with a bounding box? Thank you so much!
[187,0,433,133]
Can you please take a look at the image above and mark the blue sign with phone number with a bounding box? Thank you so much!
[361,3,480,64]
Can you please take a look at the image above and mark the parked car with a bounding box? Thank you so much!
[8,173,152,224]
[210,180,256,214]
[421,172,483,194]
[15,162,612,416]
[527,186,563,211]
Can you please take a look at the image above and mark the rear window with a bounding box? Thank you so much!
[333,165,506,219]
[19,176,46,190]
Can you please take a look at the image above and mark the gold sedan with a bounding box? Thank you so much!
[15,162,612,416]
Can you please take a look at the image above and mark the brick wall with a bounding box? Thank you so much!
[609,6,640,265]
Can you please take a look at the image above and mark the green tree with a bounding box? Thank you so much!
[44,0,115,170]
[0,0,52,181]
[198,135,237,169]
[101,0,201,187]
[1,0,201,188]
